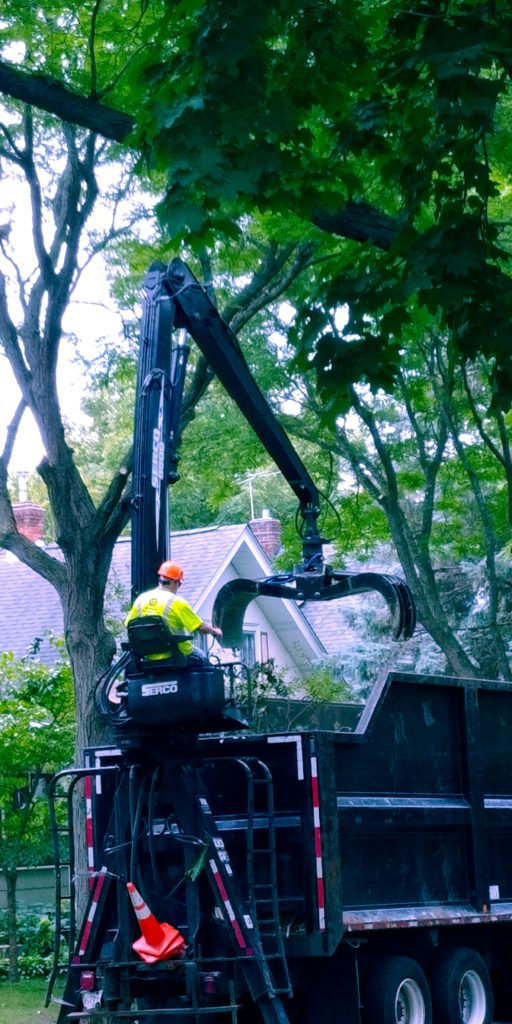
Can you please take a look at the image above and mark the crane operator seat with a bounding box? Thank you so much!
[123,615,242,732]
[126,615,193,670]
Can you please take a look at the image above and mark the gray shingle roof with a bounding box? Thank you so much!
[107,525,248,615]
[302,598,361,654]
[170,525,247,608]
[0,548,64,663]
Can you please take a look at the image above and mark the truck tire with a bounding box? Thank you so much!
[429,947,493,1024]
[363,955,432,1024]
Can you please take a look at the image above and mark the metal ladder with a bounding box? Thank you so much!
[46,768,87,1007]
[241,758,292,999]
[46,765,121,1015]
[177,765,291,1024]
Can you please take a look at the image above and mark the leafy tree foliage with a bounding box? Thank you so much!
[131,0,512,407]
[284,324,512,679]
[0,647,75,980]
[2,2,511,405]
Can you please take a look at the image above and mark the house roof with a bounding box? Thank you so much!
[106,526,249,618]
[0,549,64,664]
[302,597,361,654]
[0,524,326,667]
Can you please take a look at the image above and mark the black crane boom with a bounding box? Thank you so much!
[130,258,416,643]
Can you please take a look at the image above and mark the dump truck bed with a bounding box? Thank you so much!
[82,670,512,958]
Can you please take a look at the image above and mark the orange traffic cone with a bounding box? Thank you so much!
[127,882,186,963]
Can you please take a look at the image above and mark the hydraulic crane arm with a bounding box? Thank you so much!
[131,258,416,643]
[164,258,323,557]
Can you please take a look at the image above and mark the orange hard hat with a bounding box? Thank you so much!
[158,560,184,581]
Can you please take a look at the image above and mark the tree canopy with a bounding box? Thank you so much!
[2,1,511,406]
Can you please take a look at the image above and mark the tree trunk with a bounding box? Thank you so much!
[61,552,120,920]
[386,515,479,678]
[64,580,117,753]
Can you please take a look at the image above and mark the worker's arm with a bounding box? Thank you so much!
[198,622,223,639]
[173,598,223,639]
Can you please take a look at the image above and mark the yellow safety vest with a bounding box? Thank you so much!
[125,587,202,658]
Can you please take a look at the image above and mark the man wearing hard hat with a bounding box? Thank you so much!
[125,560,222,660]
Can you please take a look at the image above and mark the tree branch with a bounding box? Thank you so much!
[0,61,403,251]
[397,365,448,547]
[462,363,511,472]
[180,243,315,432]
[227,243,315,332]
[2,400,26,467]
[312,199,399,250]
[88,0,102,98]
[0,59,135,141]
[0,120,24,162]
[0,457,66,592]
[180,357,215,432]
[93,453,132,541]
[20,108,54,288]
[348,386,401,504]
[0,271,31,395]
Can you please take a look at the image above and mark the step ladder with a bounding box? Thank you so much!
[241,758,292,999]
[171,762,292,1024]
[46,765,121,1015]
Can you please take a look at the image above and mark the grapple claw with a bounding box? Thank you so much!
[213,571,416,650]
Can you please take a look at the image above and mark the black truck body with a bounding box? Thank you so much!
[50,669,512,1022]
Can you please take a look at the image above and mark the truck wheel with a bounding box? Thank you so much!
[363,955,432,1024]
[429,947,493,1024]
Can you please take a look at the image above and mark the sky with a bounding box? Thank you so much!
[0,268,124,479]
[0,129,145,482]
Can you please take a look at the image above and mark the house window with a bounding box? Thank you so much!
[242,631,256,668]
[260,632,269,663]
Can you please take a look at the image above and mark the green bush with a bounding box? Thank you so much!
[0,907,66,978]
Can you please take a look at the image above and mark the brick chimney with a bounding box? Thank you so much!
[249,509,281,559]
[12,502,45,543]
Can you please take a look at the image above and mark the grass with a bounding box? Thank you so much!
[0,978,60,1024]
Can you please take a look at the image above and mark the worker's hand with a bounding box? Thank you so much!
[211,626,223,639]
